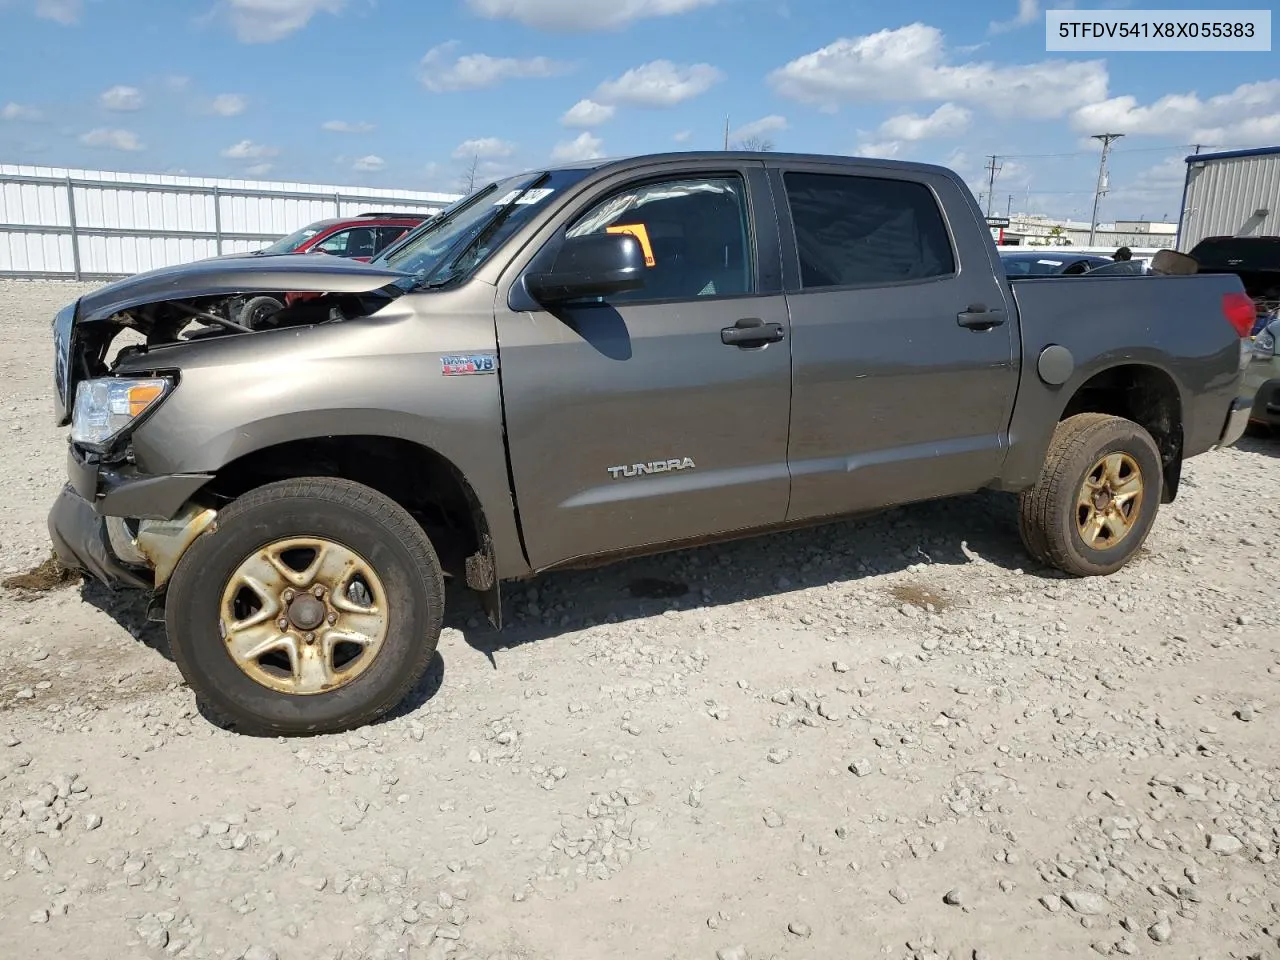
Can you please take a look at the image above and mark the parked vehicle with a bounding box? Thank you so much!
[47,151,1255,735]
[1185,235,1280,337]
[230,212,435,327]
[257,212,431,260]
[998,251,1114,276]
[1246,318,1280,428]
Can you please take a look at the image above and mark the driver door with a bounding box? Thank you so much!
[494,162,792,570]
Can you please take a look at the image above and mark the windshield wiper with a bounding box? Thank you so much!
[417,174,549,290]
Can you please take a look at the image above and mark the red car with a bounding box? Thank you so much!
[257,211,431,262]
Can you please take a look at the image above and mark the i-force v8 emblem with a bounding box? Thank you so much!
[607,457,696,479]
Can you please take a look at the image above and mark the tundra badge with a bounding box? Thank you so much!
[607,458,696,479]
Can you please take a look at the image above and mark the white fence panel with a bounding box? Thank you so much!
[0,163,461,279]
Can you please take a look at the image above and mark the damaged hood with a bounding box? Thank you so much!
[75,252,413,324]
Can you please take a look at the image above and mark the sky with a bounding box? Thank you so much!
[0,0,1277,222]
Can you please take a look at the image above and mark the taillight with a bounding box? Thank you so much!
[1222,292,1256,338]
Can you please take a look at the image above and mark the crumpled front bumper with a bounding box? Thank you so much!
[48,483,152,589]
[48,446,218,591]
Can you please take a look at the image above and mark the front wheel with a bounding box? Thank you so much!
[165,478,444,736]
[1018,413,1163,577]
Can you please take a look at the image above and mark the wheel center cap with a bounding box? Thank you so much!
[287,594,326,631]
[1093,489,1113,511]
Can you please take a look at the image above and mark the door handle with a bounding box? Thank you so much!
[956,306,1006,330]
[721,318,785,347]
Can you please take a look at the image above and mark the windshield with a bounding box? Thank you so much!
[374,168,591,286]
[260,224,326,255]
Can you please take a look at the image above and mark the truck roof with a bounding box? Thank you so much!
[538,150,961,181]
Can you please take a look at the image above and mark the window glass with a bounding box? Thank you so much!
[783,172,955,289]
[316,227,377,257]
[375,226,410,252]
[565,176,752,301]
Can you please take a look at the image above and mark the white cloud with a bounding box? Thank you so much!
[596,60,723,108]
[989,0,1039,34]
[857,141,903,159]
[80,128,144,151]
[419,41,569,92]
[353,154,385,172]
[730,115,788,141]
[561,99,615,128]
[452,137,516,160]
[551,131,604,162]
[879,102,971,140]
[246,162,275,176]
[322,119,375,133]
[164,75,191,90]
[1072,80,1280,147]
[226,0,345,43]
[856,103,971,159]
[222,139,278,160]
[673,130,692,143]
[769,23,1108,120]
[100,85,143,112]
[210,94,247,116]
[465,0,718,30]
[35,0,81,24]
[1,102,42,121]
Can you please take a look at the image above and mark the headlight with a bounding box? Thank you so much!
[71,377,173,451]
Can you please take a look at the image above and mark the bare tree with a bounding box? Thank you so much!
[460,154,480,195]
[735,136,774,152]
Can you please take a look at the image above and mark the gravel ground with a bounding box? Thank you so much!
[2,278,1279,960]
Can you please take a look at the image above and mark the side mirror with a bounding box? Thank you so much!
[526,232,647,303]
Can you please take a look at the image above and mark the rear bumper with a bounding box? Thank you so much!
[1217,397,1253,449]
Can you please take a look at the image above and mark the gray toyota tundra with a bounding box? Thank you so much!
[46,151,1256,735]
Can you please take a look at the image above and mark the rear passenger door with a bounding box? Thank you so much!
[773,163,1018,522]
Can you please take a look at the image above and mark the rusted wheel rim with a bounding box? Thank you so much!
[218,537,388,696]
[1075,452,1145,550]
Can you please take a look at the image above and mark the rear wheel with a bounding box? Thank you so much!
[165,477,444,735]
[1018,413,1163,577]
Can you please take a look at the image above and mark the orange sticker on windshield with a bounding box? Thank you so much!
[607,223,656,267]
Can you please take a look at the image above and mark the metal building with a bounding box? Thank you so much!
[1177,146,1280,252]
[1,163,461,280]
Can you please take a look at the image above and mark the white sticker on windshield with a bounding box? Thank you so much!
[1037,259,1063,265]
[494,187,554,206]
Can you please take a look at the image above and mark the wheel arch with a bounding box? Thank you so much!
[200,433,503,625]
[1056,362,1185,503]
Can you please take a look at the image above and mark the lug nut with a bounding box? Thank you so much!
[277,618,289,631]
[283,589,296,602]
[304,632,316,645]
[313,585,325,598]
[327,612,338,625]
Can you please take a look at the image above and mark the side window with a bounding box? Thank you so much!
[783,172,955,289]
[565,176,753,302]
[316,227,377,257]
[375,226,410,252]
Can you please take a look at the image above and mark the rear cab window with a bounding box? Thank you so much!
[782,171,956,289]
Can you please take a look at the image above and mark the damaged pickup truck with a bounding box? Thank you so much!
[48,151,1256,736]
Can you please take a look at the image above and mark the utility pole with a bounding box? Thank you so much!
[1007,194,1013,218]
[723,117,730,151]
[1088,133,1124,246]
[984,155,1001,217]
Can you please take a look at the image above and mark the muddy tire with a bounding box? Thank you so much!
[1018,413,1163,577]
[165,477,444,736]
